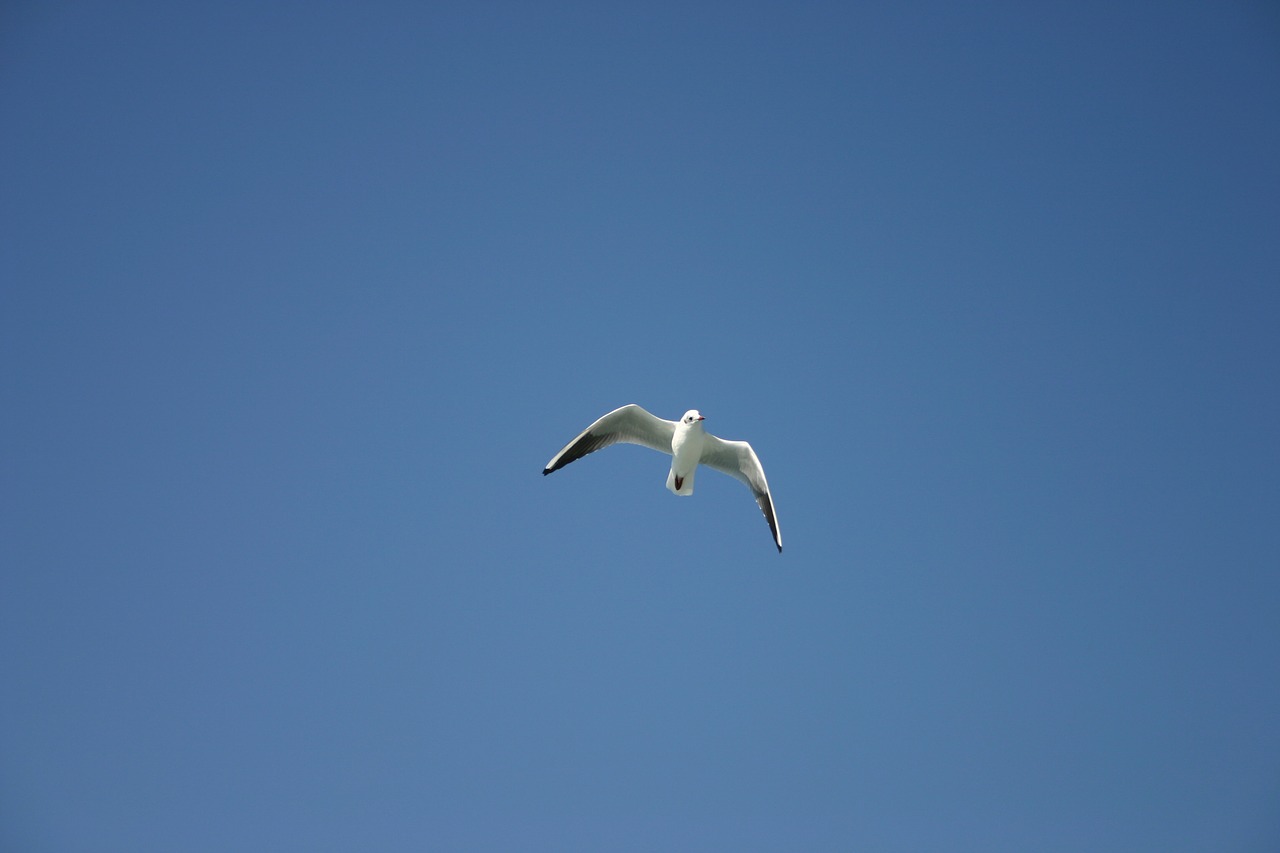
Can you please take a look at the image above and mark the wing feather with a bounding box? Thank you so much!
[543,404,676,475]
[699,434,782,552]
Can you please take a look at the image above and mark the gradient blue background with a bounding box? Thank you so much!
[3,2,1279,850]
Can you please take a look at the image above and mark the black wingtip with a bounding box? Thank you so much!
[776,544,783,553]
[542,468,552,476]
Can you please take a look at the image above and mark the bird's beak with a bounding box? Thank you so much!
[697,415,705,421]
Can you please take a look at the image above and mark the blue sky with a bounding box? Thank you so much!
[3,2,1278,850]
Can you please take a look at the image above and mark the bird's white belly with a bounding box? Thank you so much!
[667,428,705,495]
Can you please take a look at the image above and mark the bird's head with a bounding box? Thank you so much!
[681,410,706,426]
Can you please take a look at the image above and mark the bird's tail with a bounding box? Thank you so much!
[666,467,695,496]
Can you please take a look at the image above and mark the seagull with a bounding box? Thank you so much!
[542,404,782,552]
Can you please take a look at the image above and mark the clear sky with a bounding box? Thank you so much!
[3,2,1278,851]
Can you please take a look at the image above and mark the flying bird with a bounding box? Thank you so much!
[542,404,782,552]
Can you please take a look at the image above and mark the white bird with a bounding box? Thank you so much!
[542,404,782,552]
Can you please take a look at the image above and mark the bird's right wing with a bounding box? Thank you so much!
[699,434,782,552]
[543,404,676,475]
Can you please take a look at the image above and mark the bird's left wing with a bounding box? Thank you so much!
[699,434,782,552]
[543,404,676,475]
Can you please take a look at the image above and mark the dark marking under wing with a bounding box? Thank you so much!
[756,490,782,552]
[542,430,614,475]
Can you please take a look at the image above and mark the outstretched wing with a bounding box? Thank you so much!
[699,434,782,552]
[543,404,676,475]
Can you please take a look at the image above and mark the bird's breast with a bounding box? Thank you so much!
[671,426,705,468]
